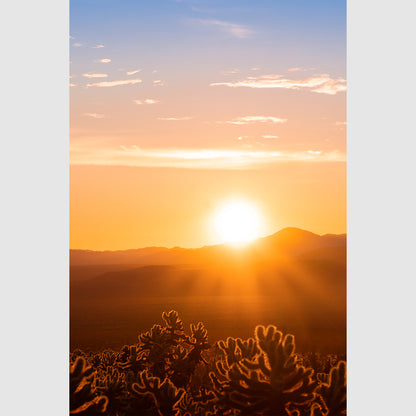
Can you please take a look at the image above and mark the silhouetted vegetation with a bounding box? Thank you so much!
[70,311,346,416]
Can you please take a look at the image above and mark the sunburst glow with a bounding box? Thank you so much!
[212,200,262,244]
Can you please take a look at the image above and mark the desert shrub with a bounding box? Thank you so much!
[131,370,185,416]
[94,366,132,415]
[70,356,108,415]
[210,326,317,415]
[312,361,347,416]
[70,311,347,416]
[297,353,343,375]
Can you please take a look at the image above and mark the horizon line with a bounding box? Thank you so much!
[70,226,347,252]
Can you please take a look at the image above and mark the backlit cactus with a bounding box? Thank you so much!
[70,356,108,415]
[69,311,346,416]
[312,361,347,416]
[131,370,185,416]
[210,325,318,415]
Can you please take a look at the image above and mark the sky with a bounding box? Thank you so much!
[70,0,346,250]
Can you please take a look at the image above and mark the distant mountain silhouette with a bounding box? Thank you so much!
[70,228,346,352]
[70,227,346,267]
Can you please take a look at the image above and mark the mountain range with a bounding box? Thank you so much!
[70,227,346,353]
[71,227,346,267]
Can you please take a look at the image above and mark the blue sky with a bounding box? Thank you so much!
[70,0,346,76]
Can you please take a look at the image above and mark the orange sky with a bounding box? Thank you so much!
[70,1,346,250]
[70,162,345,250]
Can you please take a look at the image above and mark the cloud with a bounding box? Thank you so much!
[82,73,108,78]
[84,113,104,119]
[222,68,240,75]
[287,67,303,73]
[335,121,347,126]
[133,99,159,105]
[287,67,316,73]
[97,58,111,63]
[70,144,345,169]
[261,135,279,139]
[211,73,346,95]
[72,43,82,47]
[157,116,192,121]
[86,79,142,88]
[224,116,287,125]
[153,80,165,86]
[92,44,104,48]
[126,69,141,75]
[70,83,77,87]
[195,19,253,38]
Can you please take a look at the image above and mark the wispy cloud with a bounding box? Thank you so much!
[70,83,77,87]
[335,121,347,126]
[224,116,287,125]
[133,99,159,105]
[86,79,142,88]
[72,43,82,47]
[71,144,345,169]
[211,74,346,95]
[153,80,165,86]
[126,69,141,75]
[97,58,111,63]
[194,19,253,38]
[157,116,192,121]
[261,135,279,139]
[84,113,104,119]
[222,68,240,75]
[287,67,316,73]
[92,44,104,49]
[82,73,108,78]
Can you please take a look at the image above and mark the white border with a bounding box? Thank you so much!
[348,0,416,414]
[0,0,69,414]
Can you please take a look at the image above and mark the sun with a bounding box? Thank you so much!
[212,200,262,245]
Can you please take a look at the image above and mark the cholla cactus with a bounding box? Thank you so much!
[189,323,209,347]
[138,324,172,378]
[162,310,186,344]
[131,370,185,416]
[118,345,146,374]
[98,350,118,370]
[70,356,108,415]
[210,325,318,415]
[94,366,130,416]
[138,311,210,387]
[177,391,216,416]
[170,322,211,387]
[70,313,346,416]
[70,349,86,364]
[218,337,259,368]
[184,322,211,365]
[312,361,346,416]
